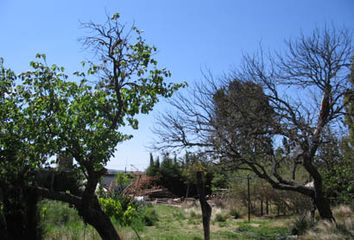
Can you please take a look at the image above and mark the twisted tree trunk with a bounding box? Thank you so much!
[78,197,121,240]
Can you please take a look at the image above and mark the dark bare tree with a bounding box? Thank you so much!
[154,27,353,221]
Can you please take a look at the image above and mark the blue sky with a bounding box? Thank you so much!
[1,0,353,171]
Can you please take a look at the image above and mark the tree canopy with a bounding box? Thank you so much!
[0,13,183,240]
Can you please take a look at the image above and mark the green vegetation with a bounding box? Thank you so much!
[40,200,101,240]
[0,6,353,240]
[0,12,183,239]
[145,152,214,197]
[40,202,293,240]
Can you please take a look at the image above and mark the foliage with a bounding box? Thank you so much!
[115,172,133,186]
[99,196,158,231]
[212,80,274,160]
[321,154,354,205]
[99,197,123,220]
[151,152,213,197]
[211,172,228,192]
[318,130,354,206]
[146,153,160,176]
[113,172,134,193]
[1,12,184,239]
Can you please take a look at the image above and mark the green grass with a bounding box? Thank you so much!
[40,200,101,240]
[129,205,289,240]
[40,201,289,240]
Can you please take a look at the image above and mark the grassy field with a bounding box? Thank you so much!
[40,200,354,239]
[41,201,290,240]
[126,204,290,240]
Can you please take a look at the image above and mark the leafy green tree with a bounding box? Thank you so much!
[0,56,58,240]
[158,153,184,195]
[0,13,182,240]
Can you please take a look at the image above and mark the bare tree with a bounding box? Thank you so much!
[154,27,353,221]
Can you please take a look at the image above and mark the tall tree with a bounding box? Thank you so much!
[0,13,182,240]
[155,27,353,220]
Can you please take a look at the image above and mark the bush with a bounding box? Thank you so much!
[143,207,159,226]
[215,213,227,222]
[229,209,241,219]
[122,205,140,226]
[99,197,123,220]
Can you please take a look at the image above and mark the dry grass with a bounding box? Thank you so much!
[299,205,354,240]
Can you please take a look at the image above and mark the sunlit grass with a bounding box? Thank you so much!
[40,201,290,239]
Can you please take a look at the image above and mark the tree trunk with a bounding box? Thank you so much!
[0,209,8,240]
[24,188,41,240]
[80,172,121,240]
[302,154,335,221]
[185,184,190,199]
[314,195,335,221]
[78,196,121,240]
[2,185,41,240]
[277,204,280,216]
[0,188,8,240]
[34,170,122,240]
[196,171,212,240]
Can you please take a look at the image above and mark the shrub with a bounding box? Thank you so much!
[99,197,123,220]
[143,207,159,226]
[122,205,139,225]
[214,213,227,222]
[229,208,241,219]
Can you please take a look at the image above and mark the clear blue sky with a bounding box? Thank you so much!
[1,0,353,171]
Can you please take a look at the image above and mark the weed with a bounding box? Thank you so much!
[290,216,314,235]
